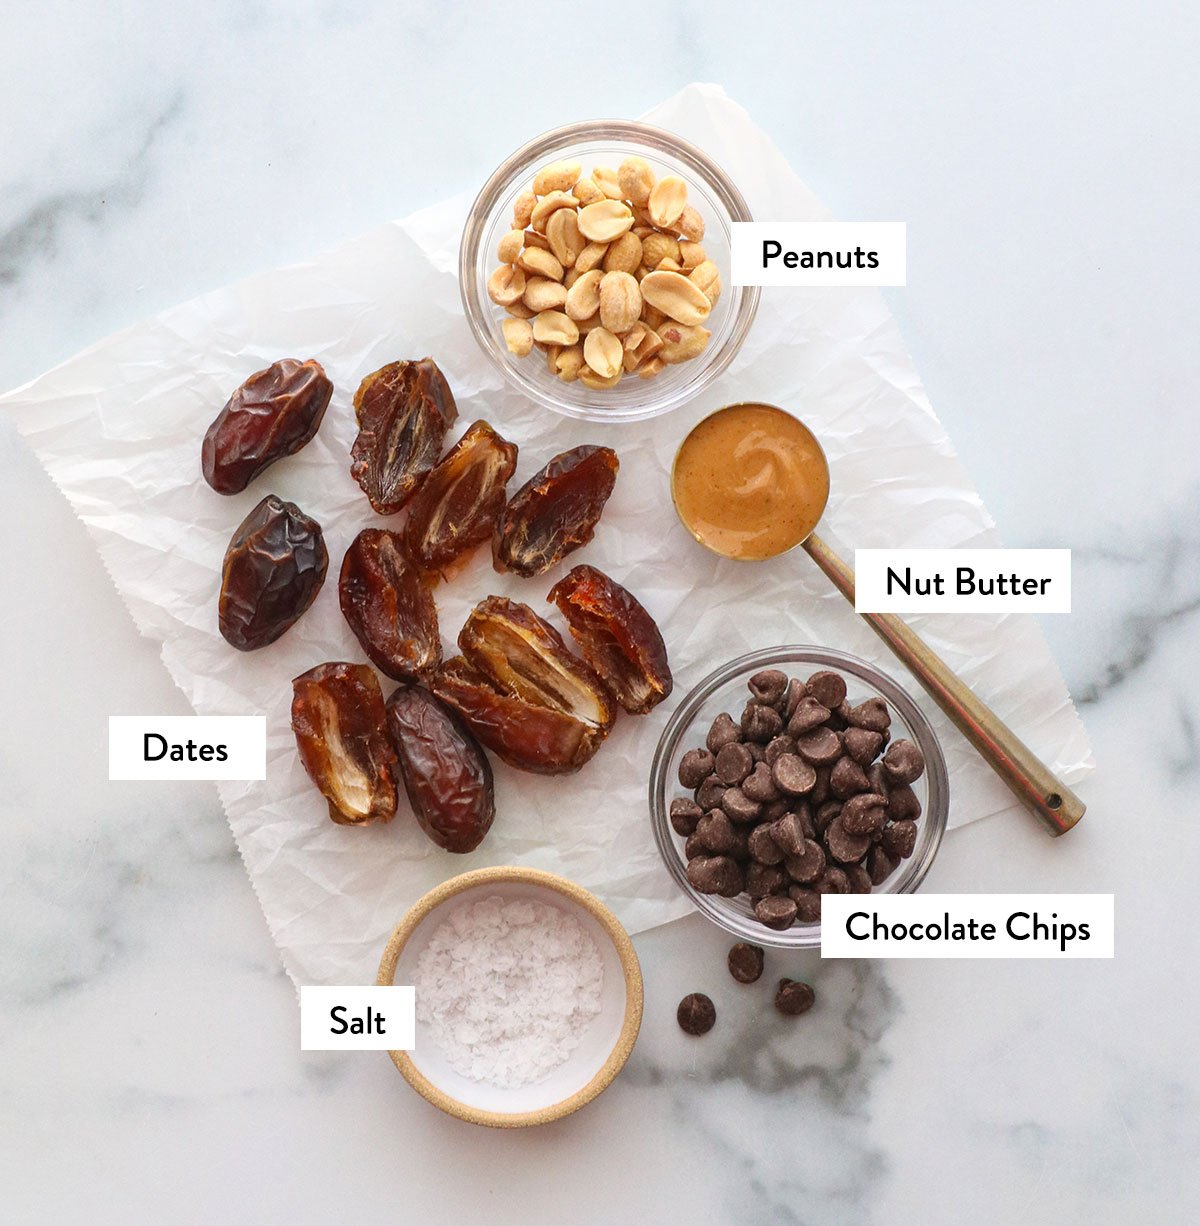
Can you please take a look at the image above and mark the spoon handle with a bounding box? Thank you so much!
[802,533,1085,836]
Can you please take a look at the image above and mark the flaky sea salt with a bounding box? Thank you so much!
[413,895,605,1089]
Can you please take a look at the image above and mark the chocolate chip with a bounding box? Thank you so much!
[695,775,727,810]
[771,752,817,797]
[686,855,744,896]
[748,669,788,706]
[748,824,786,865]
[843,726,884,767]
[815,866,850,894]
[880,819,918,859]
[784,838,826,883]
[825,815,873,864]
[746,862,789,899]
[684,832,704,859]
[764,734,798,765]
[695,809,738,854]
[796,727,842,766]
[866,762,891,798]
[783,677,808,718]
[727,942,765,984]
[706,712,743,754]
[748,742,767,763]
[769,810,809,857]
[845,863,873,893]
[866,845,898,885]
[677,992,716,1035]
[809,766,833,806]
[678,748,715,788]
[741,701,783,743]
[789,887,822,923]
[845,697,891,732]
[761,798,790,823]
[754,895,798,930]
[721,787,762,824]
[841,792,888,836]
[714,741,754,785]
[670,797,703,836]
[741,761,780,804]
[886,784,922,822]
[786,695,831,737]
[806,670,847,709]
[883,738,925,784]
[830,755,870,798]
[774,978,815,1016]
[813,800,842,833]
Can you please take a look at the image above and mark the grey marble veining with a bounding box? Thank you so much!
[2,3,1198,1224]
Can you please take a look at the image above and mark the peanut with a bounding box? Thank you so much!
[517,246,565,281]
[592,166,622,199]
[575,241,609,273]
[565,268,604,321]
[641,232,680,268]
[677,204,705,242]
[678,240,706,269]
[523,277,568,312]
[584,327,624,380]
[497,229,524,264]
[532,310,580,347]
[488,263,527,306]
[689,259,722,306]
[598,271,642,334]
[573,176,604,206]
[531,190,579,232]
[603,231,643,274]
[577,199,634,243]
[648,175,687,229]
[532,159,581,195]
[637,356,665,379]
[656,257,683,272]
[579,364,623,389]
[575,312,603,334]
[618,156,655,206]
[640,269,712,325]
[502,317,534,357]
[546,207,585,268]
[523,229,552,251]
[656,322,711,364]
[554,343,585,382]
[513,189,536,229]
[504,300,535,319]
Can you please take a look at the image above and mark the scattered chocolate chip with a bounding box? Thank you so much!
[789,887,822,923]
[771,752,817,797]
[840,792,888,836]
[679,748,715,788]
[721,787,762,824]
[764,734,798,766]
[742,761,780,803]
[686,855,743,896]
[825,815,873,864]
[806,670,847,709]
[813,799,843,833]
[714,741,754,785]
[784,837,827,883]
[769,810,809,857]
[796,726,842,766]
[815,866,850,894]
[845,697,891,732]
[748,824,786,864]
[774,978,815,1016]
[741,701,783,743]
[866,762,892,798]
[695,776,727,810]
[755,895,799,929]
[786,695,831,737]
[670,797,703,836]
[886,784,922,822]
[845,862,874,893]
[783,677,808,718]
[684,832,705,859]
[883,738,925,784]
[880,818,918,859]
[843,726,884,767]
[706,712,742,754]
[677,992,716,1035]
[727,942,765,984]
[867,845,898,885]
[830,755,870,798]
[746,862,789,899]
[748,669,788,706]
[695,809,739,854]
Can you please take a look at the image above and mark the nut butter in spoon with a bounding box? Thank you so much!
[671,403,830,561]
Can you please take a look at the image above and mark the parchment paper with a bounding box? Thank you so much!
[2,85,1094,987]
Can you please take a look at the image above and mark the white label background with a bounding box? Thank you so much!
[299,986,416,1051]
[731,222,906,286]
[108,715,266,780]
[821,894,1114,959]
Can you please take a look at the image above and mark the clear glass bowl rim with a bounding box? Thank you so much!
[459,118,761,424]
[648,645,951,949]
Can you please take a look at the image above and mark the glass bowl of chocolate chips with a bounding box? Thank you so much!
[649,646,949,948]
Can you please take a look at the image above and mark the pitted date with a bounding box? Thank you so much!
[548,564,672,714]
[339,529,441,681]
[404,420,518,574]
[350,357,458,514]
[202,358,333,494]
[430,595,615,774]
[291,662,398,825]
[218,494,328,651]
[493,445,618,577]
[386,685,494,853]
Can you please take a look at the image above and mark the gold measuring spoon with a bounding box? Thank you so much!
[671,402,1084,836]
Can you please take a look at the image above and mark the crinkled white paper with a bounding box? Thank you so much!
[1,85,1093,987]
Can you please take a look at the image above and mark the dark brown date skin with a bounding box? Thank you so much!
[493,445,619,577]
[291,662,398,825]
[350,357,458,514]
[202,358,332,494]
[430,658,601,776]
[430,596,615,774]
[218,495,328,651]
[339,529,440,681]
[548,564,673,714]
[386,685,494,853]
[404,420,518,575]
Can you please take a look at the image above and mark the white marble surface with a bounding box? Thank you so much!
[1,4,1196,1223]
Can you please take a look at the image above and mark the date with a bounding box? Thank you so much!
[404,420,518,575]
[548,564,673,714]
[386,685,495,853]
[429,596,615,774]
[493,445,619,577]
[202,358,332,494]
[350,357,458,514]
[339,529,441,681]
[218,495,328,651]
[291,662,398,825]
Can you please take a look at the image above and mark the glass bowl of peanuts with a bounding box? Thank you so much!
[460,120,759,423]
[649,646,950,949]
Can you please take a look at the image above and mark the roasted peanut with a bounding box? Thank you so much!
[546,207,585,269]
[579,364,623,389]
[656,321,711,364]
[565,268,604,321]
[618,156,655,206]
[532,159,581,195]
[603,231,643,274]
[637,356,665,379]
[592,166,622,199]
[517,246,565,281]
[648,175,687,229]
[578,199,635,243]
[641,232,680,268]
[497,229,524,264]
[488,264,527,306]
[598,271,642,333]
[554,343,585,382]
[513,189,536,229]
[689,259,722,305]
[640,269,712,325]
[523,276,568,312]
[583,327,624,380]
[678,240,706,269]
[502,317,534,357]
[532,310,580,347]
[656,257,683,272]
[575,241,609,273]
[523,229,552,252]
[573,176,604,206]
[531,190,579,232]
[677,204,705,242]
[504,300,535,319]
